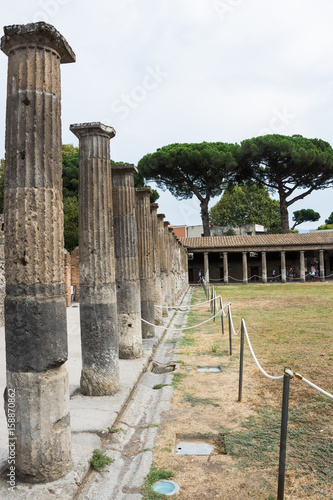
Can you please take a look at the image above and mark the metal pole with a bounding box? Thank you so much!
[228,304,232,356]
[277,369,293,500]
[238,320,244,402]
[220,297,224,335]
[213,289,216,322]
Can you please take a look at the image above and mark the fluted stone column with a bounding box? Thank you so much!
[158,214,169,316]
[262,251,267,283]
[70,123,119,396]
[300,250,305,283]
[281,251,286,283]
[136,189,155,338]
[242,251,248,284]
[168,227,176,302]
[1,22,75,482]
[150,203,163,325]
[164,221,172,307]
[223,251,229,284]
[319,249,325,282]
[112,164,142,358]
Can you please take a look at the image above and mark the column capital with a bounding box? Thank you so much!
[157,213,165,220]
[135,187,152,197]
[150,203,159,212]
[1,22,75,63]
[70,122,116,139]
[111,163,137,174]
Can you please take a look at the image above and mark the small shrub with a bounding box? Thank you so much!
[90,449,114,472]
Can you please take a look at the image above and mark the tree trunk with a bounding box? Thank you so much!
[280,195,289,232]
[200,198,210,236]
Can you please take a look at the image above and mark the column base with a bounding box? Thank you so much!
[6,365,72,483]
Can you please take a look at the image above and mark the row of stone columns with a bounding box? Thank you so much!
[1,22,188,484]
[205,249,326,284]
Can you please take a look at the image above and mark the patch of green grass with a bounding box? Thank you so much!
[153,384,170,390]
[90,449,114,472]
[183,392,220,407]
[171,372,187,388]
[107,427,124,434]
[141,464,174,499]
[140,424,159,429]
[179,335,195,347]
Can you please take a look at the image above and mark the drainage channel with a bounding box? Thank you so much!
[75,289,192,500]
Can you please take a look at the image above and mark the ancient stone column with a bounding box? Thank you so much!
[168,227,176,302]
[261,251,267,283]
[223,251,229,284]
[164,221,172,307]
[135,189,155,338]
[319,249,325,282]
[242,251,248,284]
[150,203,163,325]
[204,251,210,283]
[112,164,142,358]
[158,214,169,316]
[281,251,287,283]
[300,250,305,283]
[70,123,119,396]
[1,22,75,482]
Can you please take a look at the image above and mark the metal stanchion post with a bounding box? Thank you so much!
[228,304,232,356]
[238,320,244,401]
[277,368,293,500]
[213,290,216,322]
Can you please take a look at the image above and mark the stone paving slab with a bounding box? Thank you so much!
[0,287,190,499]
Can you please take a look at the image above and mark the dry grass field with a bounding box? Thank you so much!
[144,282,333,499]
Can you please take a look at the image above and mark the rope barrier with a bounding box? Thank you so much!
[295,372,333,400]
[154,295,223,310]
[141,304,229,332]
[202,271,333,283]
[229,305,241,336]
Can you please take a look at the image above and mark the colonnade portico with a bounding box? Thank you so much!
[182,233,333,284]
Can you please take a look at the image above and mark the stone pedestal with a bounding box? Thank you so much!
[112,164,142,358]
[135,189,155,338]
[70,123,119,396]
[150,203,163,325]
[1,22,75,482]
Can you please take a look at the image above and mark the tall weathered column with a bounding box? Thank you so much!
[135,189,155,338]
[204,251,210,283]
[319,249,325,282]
[70,123,119,396]
[150,203,163,325]
[112,164,142,358]
[242,251,248,284]
[158,214,169,316]
[2,22,75,482]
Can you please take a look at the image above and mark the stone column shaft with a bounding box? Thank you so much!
[136,189,155,338]
[112,164,142,358]
[204,251,210,283]
[223,251,229,284]
[164,221,172,307]
[2,22,75,482]
[70,122,119,396]
[150,203,163,325]
[300,250,305,283]
[261,251,267,283]
[242,251,248,284]
[281,251,286,283]
[158,214,169,316]
[319,250,325,282]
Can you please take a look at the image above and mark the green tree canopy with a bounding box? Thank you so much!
[63,196,79,251]
[291,209,320,230]
[238,134,333,232]
[62,144,79,198]
[138,142,239,236]
[209,183,280,229]
[325,212,333,225]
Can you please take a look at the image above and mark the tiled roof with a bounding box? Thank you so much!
[180,232,333,249]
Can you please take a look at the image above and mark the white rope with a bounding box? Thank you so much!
[242,319,284,380]
[295,373,333,400]
[141,304,229,332]
[229,305,241,336]
[154,295,223,310]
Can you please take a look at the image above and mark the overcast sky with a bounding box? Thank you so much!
[1,0,333,230]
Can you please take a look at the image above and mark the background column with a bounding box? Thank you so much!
[150,203,163,325]
[242,251,248,284]
[158,214,169,316]
[300,250,305,283]
[112,164,142,358]
[2,22,75,482]
[136,189,155,338]
[70,122,119,396]
[281,251,287,283]
[261,251,267,283]
[204,251,210,283]
[319,249,325,282]
[223,251,229,284]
